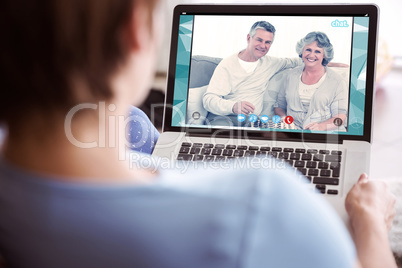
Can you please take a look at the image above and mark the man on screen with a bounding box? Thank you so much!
[202,21,303,126]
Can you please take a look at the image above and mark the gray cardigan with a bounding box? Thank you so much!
[275,66,348,130]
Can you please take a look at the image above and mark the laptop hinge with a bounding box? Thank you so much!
[184,131,344,144]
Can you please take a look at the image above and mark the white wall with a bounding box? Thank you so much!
[156,0,402,73]
[192,16,352,64]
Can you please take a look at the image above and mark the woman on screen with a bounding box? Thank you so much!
[274,31,348,131]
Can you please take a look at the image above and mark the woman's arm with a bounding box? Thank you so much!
[346,174,397,268]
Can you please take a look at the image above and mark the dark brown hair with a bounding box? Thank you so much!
[0,0,158,125]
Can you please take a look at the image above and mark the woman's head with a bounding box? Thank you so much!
[296,31,334,66]
[0,0,160,127]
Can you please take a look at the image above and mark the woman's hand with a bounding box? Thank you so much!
[345,174,397,268]
[346,173,396,232]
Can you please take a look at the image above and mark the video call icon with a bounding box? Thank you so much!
[248,114,258,123]
[260,115,269,123]
[272,115,281,124]
[237,114,246,122]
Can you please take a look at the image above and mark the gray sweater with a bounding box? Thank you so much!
[275,66,348,130]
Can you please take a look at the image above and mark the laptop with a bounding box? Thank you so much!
[153,4,378,224]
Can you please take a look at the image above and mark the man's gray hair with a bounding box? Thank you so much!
[295,31,334,66]
[249,21,276,39]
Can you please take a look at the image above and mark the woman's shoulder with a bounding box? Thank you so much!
[325,66,345,80]
[0,157,355,268]
[277,65,303,81]
[291,65,304,74]
[323,67,349,90]
[283,65,304,75]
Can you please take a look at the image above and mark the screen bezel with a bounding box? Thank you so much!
[163,4,378,144]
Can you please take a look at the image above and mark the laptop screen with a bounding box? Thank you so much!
[166,5,377,141]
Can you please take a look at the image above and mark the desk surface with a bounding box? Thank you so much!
[371,67,402,179]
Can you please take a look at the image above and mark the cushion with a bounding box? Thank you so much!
[189,56,222,88]
[187,85,209,125]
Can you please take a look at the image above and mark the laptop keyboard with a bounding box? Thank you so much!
[177,142,342,195]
